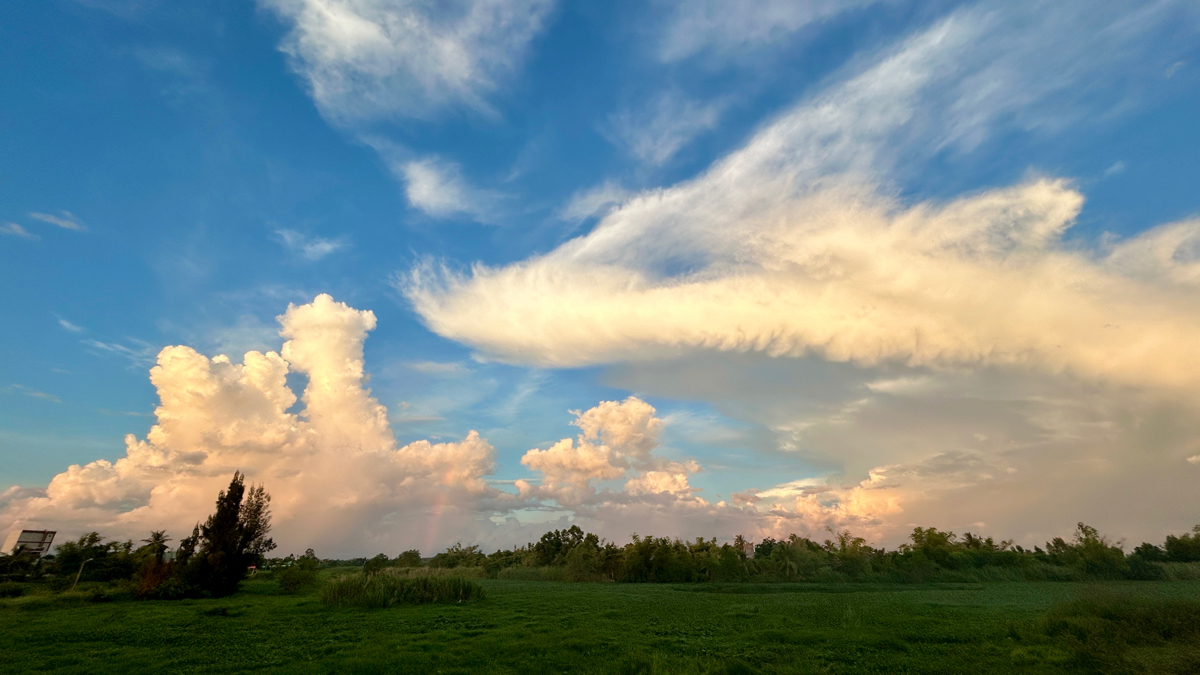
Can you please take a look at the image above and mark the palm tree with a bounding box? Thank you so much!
[142,531,171,566]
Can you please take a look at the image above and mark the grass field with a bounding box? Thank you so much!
[2,577,1199,674]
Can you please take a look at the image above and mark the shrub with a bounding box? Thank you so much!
[0,582,26,598]
[141,576,194,600]
[319,572,484,608]
[278,566,319,592]
[277,548,321,592]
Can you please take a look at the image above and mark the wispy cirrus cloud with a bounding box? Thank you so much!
[275,228,350,260]
[261,0,554,124]
[405,1,1200,383]
[606,91,726,166]
[58,318,84,333]
[657,0,881,63]
[395,1,1200,545]
[260,1,547,224]
[559,181,633,224]
[396,156,503,222]
[1,223,38,240]
[2,384,62,404]
[82,338,158,367]
[29,210,86,231]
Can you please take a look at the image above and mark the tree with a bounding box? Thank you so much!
[188,472,277,597]
[1165,525,1200,563]
[141,531,172,566]
[363,553,389,575]
[394,549,422,567]
[176,525,199,567]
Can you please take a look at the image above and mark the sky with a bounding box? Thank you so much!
[2,0,1200,556]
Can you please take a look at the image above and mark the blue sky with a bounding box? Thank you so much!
[3,0,1200,554]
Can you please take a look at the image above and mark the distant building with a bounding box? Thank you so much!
[2,529,57,557]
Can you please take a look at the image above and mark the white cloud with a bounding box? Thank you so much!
[1,223,38,240]
[397,156,501,222]
[275,228,350,260]
[82,338,158,367]
[607,91,726,166]
[1,295,506,553]
[1103,161,1126,177]
[403,3,1200,392]
[407,360,471,376]
[387,1,1200,546]
[261,0,555,123]
[58,318,84,333]
[2,384,62,404]
[559,181,632,223]
[29,211,86,231]
[658,0,879,63]
[516,397,702,507]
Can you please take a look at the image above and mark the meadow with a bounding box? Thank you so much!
[3,575,1200,674]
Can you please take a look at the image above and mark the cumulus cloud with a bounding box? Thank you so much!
[0,295,506,553]
[519,398,702,507]
[262,0,554,123]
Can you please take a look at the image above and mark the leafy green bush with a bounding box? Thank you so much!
[278,566,318,592]
[277,548,320,592]
[141,576,194,600]
[319,572,484,608]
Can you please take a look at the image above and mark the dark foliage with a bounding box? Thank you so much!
[407,521,1200,585]
[277,549,320,592]
[185,472,277,597]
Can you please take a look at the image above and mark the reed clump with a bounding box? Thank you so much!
[319,572,484,608]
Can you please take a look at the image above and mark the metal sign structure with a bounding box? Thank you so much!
[2,529,57,557]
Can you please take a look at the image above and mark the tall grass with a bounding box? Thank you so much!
[1160,562,1200,581]
[385,566,488,579]
[319,572,484,608]
[495,566,567,582]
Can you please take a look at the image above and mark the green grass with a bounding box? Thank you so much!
[2,578,1199,673]
[319,573,485,607]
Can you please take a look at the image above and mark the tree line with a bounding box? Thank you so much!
[6,471,1200,596]
[346,522,1200,584]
